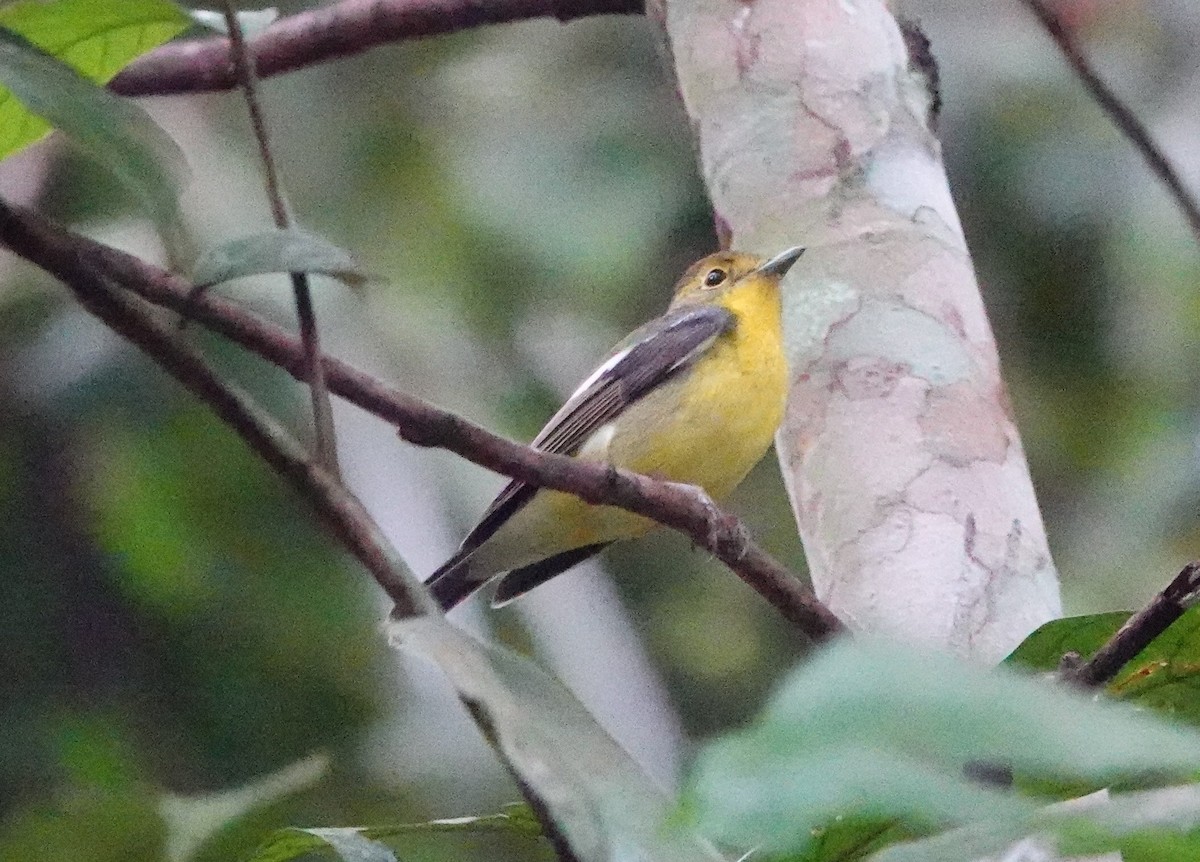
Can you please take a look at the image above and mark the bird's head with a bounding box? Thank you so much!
[669,246,805,307]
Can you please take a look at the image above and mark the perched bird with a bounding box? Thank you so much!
[426,246,804,610]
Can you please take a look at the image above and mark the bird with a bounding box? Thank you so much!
[426,245,804,610]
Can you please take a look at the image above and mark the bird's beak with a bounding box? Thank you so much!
[754,245,806,278]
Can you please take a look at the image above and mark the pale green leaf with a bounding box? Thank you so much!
[0,23,187,236]
[691,744,1032,855]
[191,229,368,290]
[251,829,397,862]
[248,806,545,862]
[876,784,1200,862]
[685,638,1200,855]
[160,753,329,862]
[391,615,727,862]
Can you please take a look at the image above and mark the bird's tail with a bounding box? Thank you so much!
[424,547,485,611]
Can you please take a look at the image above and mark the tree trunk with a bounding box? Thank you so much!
[657,0,1062,661]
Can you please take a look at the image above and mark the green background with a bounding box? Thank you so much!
[1,0,1199,858]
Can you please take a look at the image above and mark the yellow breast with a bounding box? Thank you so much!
[616,277,787,497]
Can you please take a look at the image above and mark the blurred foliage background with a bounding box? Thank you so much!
[1,0,1198,858]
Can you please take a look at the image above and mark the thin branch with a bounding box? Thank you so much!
[220,3,290,229]
[0,222,431,619]
[221,1,341,479]
[1064,561,1200,688]
[111,0,643,98]
[1018,0,1200,245]
[0,198,843,642]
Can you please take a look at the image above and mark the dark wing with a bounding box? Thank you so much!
[490,543,611,607]
[458,303,736,554]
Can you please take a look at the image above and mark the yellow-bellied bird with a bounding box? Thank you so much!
[427,246,804,610]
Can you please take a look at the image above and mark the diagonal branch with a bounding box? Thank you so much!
[0,197,843,642]
[111,0,643,98]
[1018,0,1200,245]
[1065,561,1200,689]
[9,208,584,862]
[9,228,432,619]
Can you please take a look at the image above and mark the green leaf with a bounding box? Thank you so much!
[251,829,397,862]
[1107,826,1200,862]
[0,15,188,236]
[191,229,369,290]
[419,805,545,838]
[391,615,727,862]
[683,638,1200,855]
[159,753,329,862]
[770,815,913,862]
[688,744,1030,856]
[876,783,1200,862]
[248,805,545,862]
[1109,608,1200,720]
[1006,611,1128,672]
[0,785,165,862]
[1009,608,1200,728]
[0,0,188,158]
[1017,782,1200,862]
[868,815,1039,862]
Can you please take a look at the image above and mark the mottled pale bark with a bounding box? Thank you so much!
[658,0,1062,661]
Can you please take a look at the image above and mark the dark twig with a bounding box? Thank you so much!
[1019,0,1200,245]
[221,1,341,479]
[1065,561,1200,688]
[111,0,643,98]
[0,198,843,642]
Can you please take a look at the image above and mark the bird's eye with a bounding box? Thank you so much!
[704,268,727,287]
